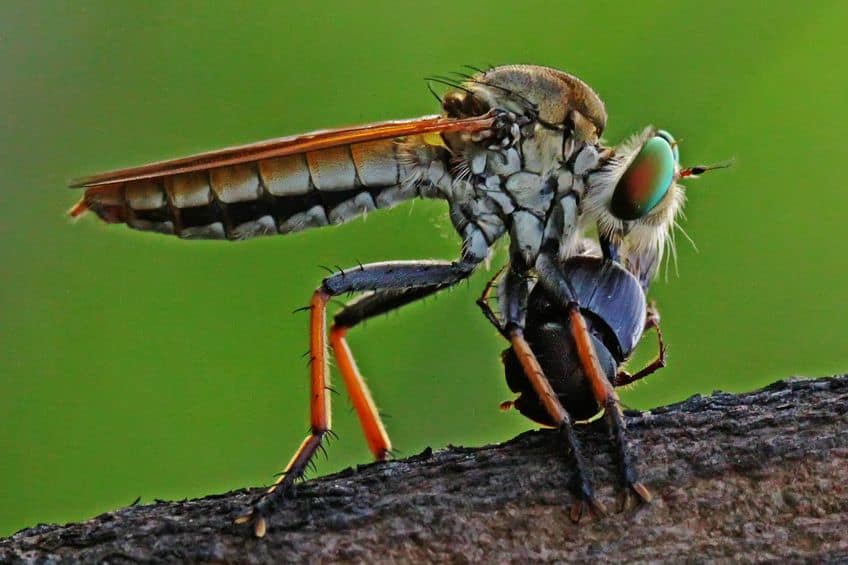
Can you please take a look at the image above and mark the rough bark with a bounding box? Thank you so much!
[2,375,847,563]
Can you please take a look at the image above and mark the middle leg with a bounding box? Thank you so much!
[568,304,652,508]
[508,329,606,521]
[536,251,651,509]
[494,265,606,520]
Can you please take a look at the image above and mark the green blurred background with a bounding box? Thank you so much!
[1,1,846,536]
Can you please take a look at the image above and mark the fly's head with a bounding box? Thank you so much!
[583,128,723,281]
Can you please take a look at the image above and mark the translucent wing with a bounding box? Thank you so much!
[70,115,491,188]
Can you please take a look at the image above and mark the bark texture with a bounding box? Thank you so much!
[2,375,847,563]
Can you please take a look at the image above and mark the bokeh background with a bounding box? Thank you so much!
[2,1,846,536]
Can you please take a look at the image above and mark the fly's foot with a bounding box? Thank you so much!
[616,481,653,512]
[568,480,607,523]
[612,443,653,514]
[235,488,287,538]
[569,499,607,523]
[558,422,605,522]
[235,467,301,537]
[631,481,652,503]
[233,510,268,538]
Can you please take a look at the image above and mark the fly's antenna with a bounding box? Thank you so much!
[680,158,733,179]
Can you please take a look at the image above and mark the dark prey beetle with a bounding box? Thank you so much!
[478,243,666,519]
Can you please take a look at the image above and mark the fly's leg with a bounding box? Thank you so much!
[330,324,390,461]
[238,258,479,537]
[615,304,666,388]
[498,264,604,521]
[615,303,666,387]
[234,290,332,538]
[475,265,509,338]
[509,330,605,521]
[536,251,651,511]
[567,304,652,511]
[331,285,449,460]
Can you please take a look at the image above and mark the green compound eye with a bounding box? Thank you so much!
[610,132,677,220]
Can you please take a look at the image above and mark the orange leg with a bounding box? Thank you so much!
[567,305,651,508]
[329,324,391,461]
[615,316,666,387]
[509,331,569,424]
[509,329,606,521]
[236,290,332,538]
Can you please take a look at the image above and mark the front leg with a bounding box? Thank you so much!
[236,258,481,537]
[536,251,652,509]
[508,329,606,521]
[497,263,605,521]
[615,302,667,387]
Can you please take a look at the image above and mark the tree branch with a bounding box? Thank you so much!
[3,376,847,562]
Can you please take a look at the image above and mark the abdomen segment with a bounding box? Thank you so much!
[71,139,423,240]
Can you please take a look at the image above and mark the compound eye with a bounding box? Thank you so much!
[656,129,679,162]
[610,133,677,220]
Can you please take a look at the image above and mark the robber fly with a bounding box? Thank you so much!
[478,239,666,519]
[69,64,717,537]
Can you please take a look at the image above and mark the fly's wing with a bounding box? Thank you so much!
[69,114,494,240]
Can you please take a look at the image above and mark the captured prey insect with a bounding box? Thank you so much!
[69,64,719,537]
[478,239,666,519]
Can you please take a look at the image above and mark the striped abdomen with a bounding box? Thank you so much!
[76,139,421,240]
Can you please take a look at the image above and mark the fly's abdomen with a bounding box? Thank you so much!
[75,139,419,240]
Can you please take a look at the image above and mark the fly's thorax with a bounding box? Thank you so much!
[440,120,583,266]
[425,64,617,265]
[444,65,607,145]
[520,124,567,175]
